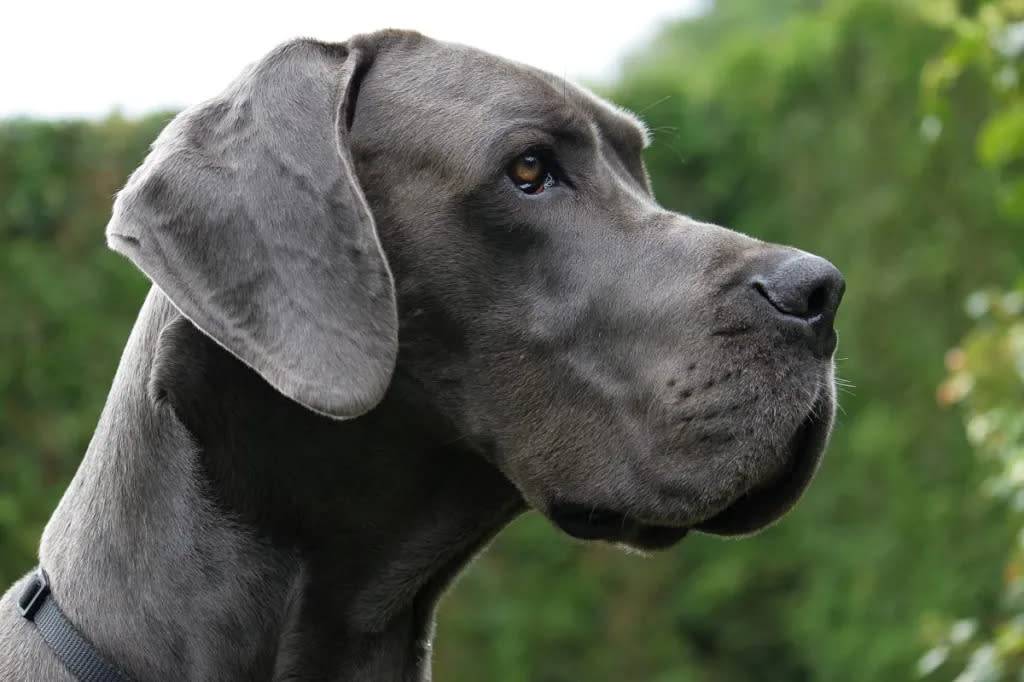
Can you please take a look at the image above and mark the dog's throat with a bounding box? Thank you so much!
[31,296,526,681]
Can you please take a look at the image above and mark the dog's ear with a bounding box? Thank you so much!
[106,40,396,419]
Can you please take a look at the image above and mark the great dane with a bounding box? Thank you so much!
[0,30,844,681]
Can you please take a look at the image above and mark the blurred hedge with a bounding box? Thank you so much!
[0,113,172,573]
[1,2,1022,681]
[916,1,1024,679]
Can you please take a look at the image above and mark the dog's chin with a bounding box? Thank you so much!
[547,394,833,550]
[695,391,833,536]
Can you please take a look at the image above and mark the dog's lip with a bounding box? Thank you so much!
[547,504,628,540]
[547,503,692,550]
[547,393,832,546]
[695,394,832,536]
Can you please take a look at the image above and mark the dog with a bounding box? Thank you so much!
[0,30,844,681]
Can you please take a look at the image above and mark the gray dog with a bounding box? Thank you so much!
[0,30,844,681]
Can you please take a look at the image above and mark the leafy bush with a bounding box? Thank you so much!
[915,2,1024,680]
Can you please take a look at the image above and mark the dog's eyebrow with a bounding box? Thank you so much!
[544,76,651,154]
[483,111,593,162]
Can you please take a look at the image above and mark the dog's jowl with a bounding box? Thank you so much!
[0,30,844,682]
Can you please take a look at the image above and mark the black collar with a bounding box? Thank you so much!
[18,567,134,682]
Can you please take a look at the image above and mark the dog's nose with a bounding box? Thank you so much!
[751,251,845,357]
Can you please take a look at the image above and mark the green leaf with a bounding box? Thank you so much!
[978,102,1024,167]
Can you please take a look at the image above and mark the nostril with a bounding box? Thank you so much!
[751,252,844,322]
[805,285,828,320]
[752,280,774,308]
[752,277,817,319]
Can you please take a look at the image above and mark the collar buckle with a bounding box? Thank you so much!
[17,568,50,620]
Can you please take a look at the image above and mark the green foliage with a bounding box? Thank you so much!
[913,2,1024,680]
[1,2,1022,680]
[0,114,166,583]
[921,286,1024,681]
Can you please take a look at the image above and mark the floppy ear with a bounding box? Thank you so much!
[106,39,396,419]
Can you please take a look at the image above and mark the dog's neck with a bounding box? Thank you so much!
[36,288,524,682]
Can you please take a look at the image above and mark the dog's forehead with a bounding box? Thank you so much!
[355,31,649,168]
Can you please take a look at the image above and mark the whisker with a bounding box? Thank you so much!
[650,137,687,166]
[636,94,672,115]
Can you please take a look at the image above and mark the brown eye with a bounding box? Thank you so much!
[508,152,557,194]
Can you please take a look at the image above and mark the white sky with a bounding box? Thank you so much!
[0,0,705,119]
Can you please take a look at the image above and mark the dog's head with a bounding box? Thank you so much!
[106,31,843,551]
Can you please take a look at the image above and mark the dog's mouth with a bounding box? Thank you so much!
[547,397,832,550]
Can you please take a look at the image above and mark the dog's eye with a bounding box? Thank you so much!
[508,152,557,195]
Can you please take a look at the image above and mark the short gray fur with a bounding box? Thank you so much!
[0,30,843,681]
